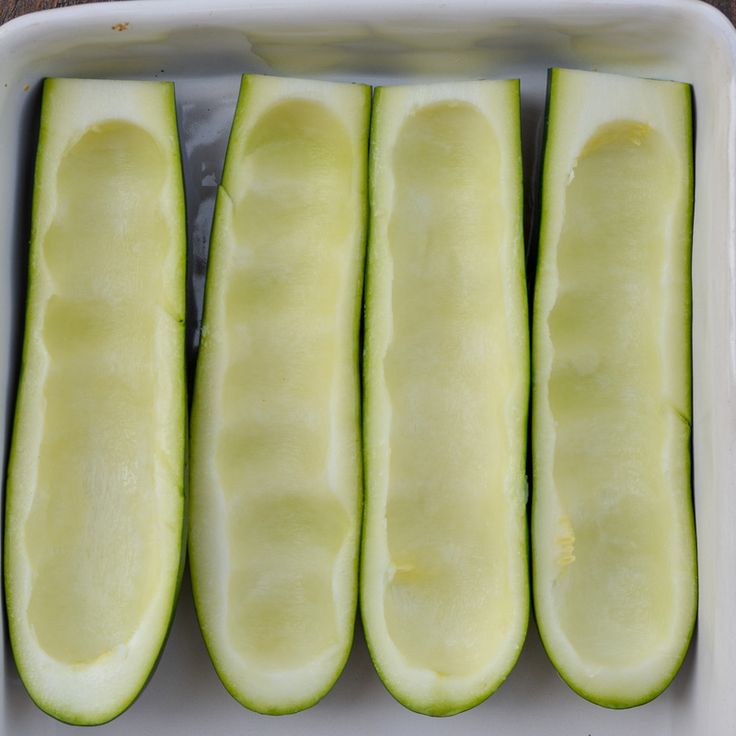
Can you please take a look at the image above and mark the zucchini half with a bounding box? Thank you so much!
[189,75,370,714]
[532,68,697,708]
[4,78,187,725]
[361,80,530,716]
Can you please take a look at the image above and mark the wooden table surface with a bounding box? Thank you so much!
[1,0,735,26]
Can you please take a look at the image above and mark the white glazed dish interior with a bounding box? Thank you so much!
[0,1,734,734]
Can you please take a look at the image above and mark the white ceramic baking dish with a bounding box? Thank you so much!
[0,0,734,733]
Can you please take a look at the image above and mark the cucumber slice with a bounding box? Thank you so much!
[361,81,530,715]
[531,68,697,708]
[189,75,370,714]
[4,78,187,725]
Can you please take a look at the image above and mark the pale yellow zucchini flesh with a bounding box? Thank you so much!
[361,81,530,715]
[532,68,697,707]
[189,75,370,714]
[4,78,187,725]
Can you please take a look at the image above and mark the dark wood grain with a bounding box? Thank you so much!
[1,0,735,27]
[1,0,113,26]
[708,0,736,19]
